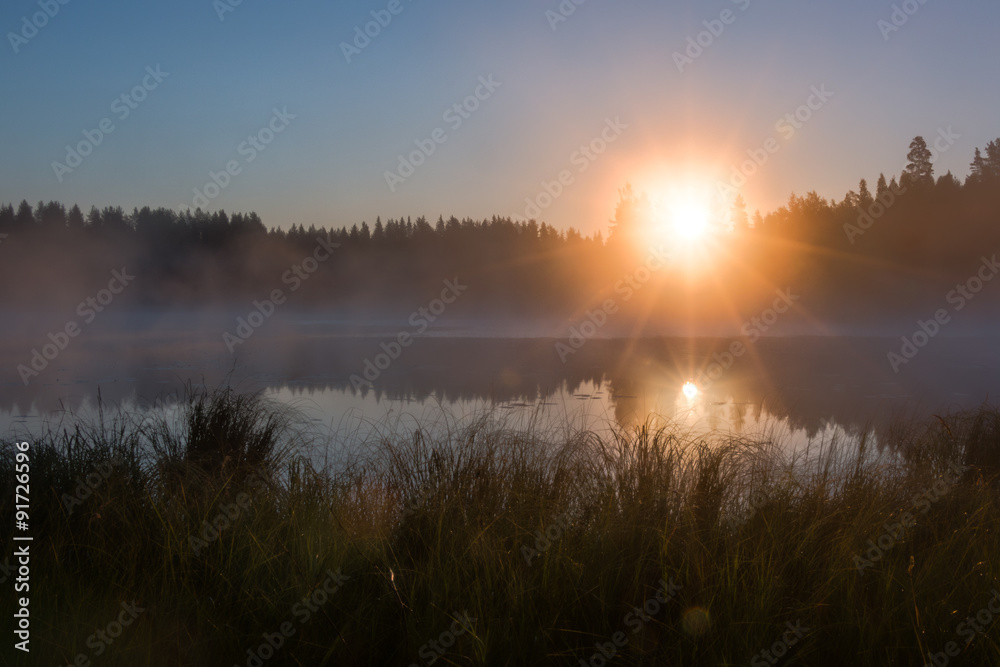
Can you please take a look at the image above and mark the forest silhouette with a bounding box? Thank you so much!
[4,136,1000,333]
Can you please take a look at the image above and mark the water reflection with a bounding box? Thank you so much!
[681,382,699,401]
[3,330,999,447]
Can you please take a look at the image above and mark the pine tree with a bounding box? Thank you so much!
[67,204,84,230]
[14,200,34,229]
[876,173,888,197]
[86,206,102,230]
[0,204,14,234]
[903,136,934,186]
[937,171,961,190]
[969,147,987,184]
[984,139,1000,180]
[414,216,432,238]
[101,206,130,235]
[858,179,874,209]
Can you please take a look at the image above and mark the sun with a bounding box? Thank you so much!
[669,199,712,241]
[646,183,719,246]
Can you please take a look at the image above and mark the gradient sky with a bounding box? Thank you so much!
[2,0,998,235]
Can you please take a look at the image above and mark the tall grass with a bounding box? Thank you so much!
[2,389,1000,665]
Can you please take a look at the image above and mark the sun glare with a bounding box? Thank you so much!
[645,183,720,247]
[669,199,712,241]
[682,381,699,400]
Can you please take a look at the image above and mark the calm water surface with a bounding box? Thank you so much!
[4,326,999,459]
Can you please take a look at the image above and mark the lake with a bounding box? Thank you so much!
[5,317,999,460]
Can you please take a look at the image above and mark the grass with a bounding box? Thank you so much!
[2,386,1000,666]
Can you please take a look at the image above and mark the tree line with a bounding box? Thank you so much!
[3,135,1000,331]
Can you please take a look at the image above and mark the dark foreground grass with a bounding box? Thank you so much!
[3,388,1000,666]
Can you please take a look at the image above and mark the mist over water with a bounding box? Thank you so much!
[6,312,999,459]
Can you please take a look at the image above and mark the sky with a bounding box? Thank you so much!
[2,0,999,236]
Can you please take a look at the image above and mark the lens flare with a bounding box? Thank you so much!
[682,607,711,637]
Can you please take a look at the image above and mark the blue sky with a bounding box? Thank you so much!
[2,0,998,234]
